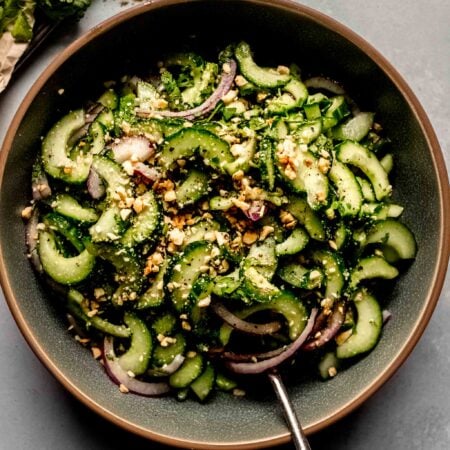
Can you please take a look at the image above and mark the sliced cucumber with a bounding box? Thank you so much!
[67,289,130,338]
[336,141,391,201]
[167,241,213,312]
[182,220,221,248]
[259,138,276,191]
[42,109,91,183]
[235,41,290,88]
[152,333,186,367]
[53,194,98,223]
[275,227,309,256]
[91,155,131,200]
[380,153,394,174]
[38,230,95,285]
[286,196,326,241]
[212,268,241,297]
[182,62,216,106]
[245,237,277,280]
[277,263,324,290]
[293,120,322,144]
[241,267,280,303]
[349,256,399,290]
[359,202,404,220]
[310,249,345,300]
[96,109,115,131]
[121,190,161,247]
[160,128,234,173]
[169,353,204,388]
[226,137,257,174]
[276,146,329,210]
[332,112,374,142]
[215,372,237,391]
[209,196,234,211]
[98,89,119,110]
[318,351,339,380]
[176,169,210,207]
[87,121,106,155]
[356,176,376,202]
[89,205,123,243]
[328,159,363,217]
[43,213,85,253]
[190,363,215,401]
[152,313,177,336]
[336,289,382,359]
[266,79,308,115]
[219,290,308,345]
[117,313,152,376]
[89,244,142,306]
[322,95,350,130]
[137,258,169,309]
[364,219,417,260]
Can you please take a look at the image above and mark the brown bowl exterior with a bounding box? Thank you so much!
[0,0,448,448]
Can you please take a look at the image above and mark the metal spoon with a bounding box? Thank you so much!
[268,371,311,450]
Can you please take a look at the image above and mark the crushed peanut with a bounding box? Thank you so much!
[259,225,274,241]
[21,206,33,220]
[243,230,258,245]
[119,384,129,394]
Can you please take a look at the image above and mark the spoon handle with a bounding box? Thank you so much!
[267,372,311,450]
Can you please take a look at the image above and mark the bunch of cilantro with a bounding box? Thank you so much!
[0,0,92,43]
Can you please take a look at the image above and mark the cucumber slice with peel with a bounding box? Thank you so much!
[336,289,382,359]
[332,112,374,141]
[53,194,98,223]
[364,219,417,260]
[160,128,234,174]
[42,109,90,183]
[349,256,399,290]
[117,313,152,376]
[121,190,161,247]
[235,41,291,88]
[286,196,326,241]
[275,227,309,256]
[219,290,308,345]
[336,141,391,201]
[38,230,95,285]
[329,159,363,217]
[190,363,215,401]
[168,241,213,312]
[169,353,204,388]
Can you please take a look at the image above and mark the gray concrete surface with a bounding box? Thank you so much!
[0,1,448,449]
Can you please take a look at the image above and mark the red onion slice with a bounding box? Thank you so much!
[87,168,106,199]
[133,162,161,183]
[25,207,43,273]
[136,60,237,121]
[212,302,281,335]
[225,308,318,375]
[103,337,170,396]
[111,136,155,163]
[148,354,185,377]
[223,347,287,362]
[302,301,346,351]
[243,200,267,222]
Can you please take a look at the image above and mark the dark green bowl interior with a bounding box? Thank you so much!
[0,1,445,447]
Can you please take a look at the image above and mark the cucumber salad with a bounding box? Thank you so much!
[23,42,417,401]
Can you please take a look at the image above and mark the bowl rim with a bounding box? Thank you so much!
[0,0,449,448]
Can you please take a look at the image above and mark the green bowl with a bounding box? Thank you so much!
[0,1,448,448]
